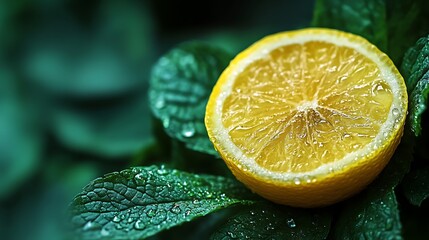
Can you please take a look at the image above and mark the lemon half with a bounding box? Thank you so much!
[205,28,407,207]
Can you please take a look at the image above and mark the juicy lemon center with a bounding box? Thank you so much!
[221,41,393,173]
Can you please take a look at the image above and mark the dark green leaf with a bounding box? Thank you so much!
[408,71,429,136]
[334,190,402,240]
[23,0,155,98]
[0,69,43,199]
[312,0,388,51]
[400,35,429,93]
[402,165,429,206]
[149,42,233,156]
[386,0,429,65]
[211,203,332,240]
[52,93,153,158]
[312,0,429,64]
[70,166,257,240]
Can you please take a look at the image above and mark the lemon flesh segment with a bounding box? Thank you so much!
[206,28,408,207]
[222,41,393,173]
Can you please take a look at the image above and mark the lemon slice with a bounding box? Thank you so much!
[205,28,407,207]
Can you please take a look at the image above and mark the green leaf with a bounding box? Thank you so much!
[386,0,429,66]
[400,35,429,93]
[402,165,429,206]
[52,93,153,158]
[0,69,43,199]
[400,35,429,136]
[408,71,429,136]
[149,42,233,156]
[312,0,429,64]
[334,189,402,240]
[312,0,388,51]
[210,203,332,240]
[23,0,155,98]
[69,166,257,240]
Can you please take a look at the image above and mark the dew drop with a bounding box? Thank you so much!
[112,215,121,223]
[182,126,195,138]
[83,221,94,231]
[155,97,166,109]
[134,173,145,182]
[163,118,170,128]
[157,166,168,175]
[227,231,237,239]
[147,209,156,217]
[392,107,400,116]
[293,178,301,185]
[287,218,296,228]
[134,220,145,230]
[171,204,181,214]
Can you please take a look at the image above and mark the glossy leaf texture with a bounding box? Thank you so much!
[149,42,233,155]
[69,166,257,240]
[210,203,332,240]
[334,190,402,240]
[312,0,429,64]
[312,0,388,51]
[401,35,429,93]
[386,0,429,65]
[401,35,429,136]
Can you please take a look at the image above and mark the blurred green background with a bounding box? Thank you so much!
[0,1,314,239]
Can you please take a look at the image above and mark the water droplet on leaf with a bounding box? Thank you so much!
[134,220,145,230]
[147,209,156,217]
[112,216,121,223]
[182,126,195,138]
[155,96,166,109]
[162,118,170,128]
[171,204,181,214]
[83,221,94,231]
[287,218,296,228]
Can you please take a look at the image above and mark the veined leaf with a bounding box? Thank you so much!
[386,0,429,66]
[401,35,429,136]
[408,71,429,136]
[401,35,429,93]
[334,189,402,240]
[313,0,429,64]
[210,203,332,240]
[312,0,388,51]
[149,42,232,156]
[69,166,257,240]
